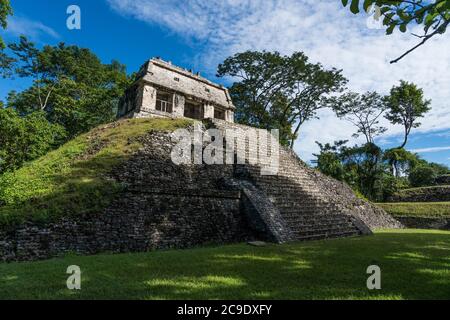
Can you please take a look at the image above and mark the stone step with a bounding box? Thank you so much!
[292,227,359,238]
[281,214,351,223]
[212,120,367,243]
[274,201,331,208]
[258,188,323,196]
[292,231,360,241]
[287,220,354,230]
[277,206,334,213]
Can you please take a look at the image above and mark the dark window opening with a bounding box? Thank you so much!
[184,102,204,120]
[214,109,226,120]
[155,92,173,113]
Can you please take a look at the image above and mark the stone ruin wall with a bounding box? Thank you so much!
[118,59,235,122]
[0,129,266,262]
[0,121,402,262]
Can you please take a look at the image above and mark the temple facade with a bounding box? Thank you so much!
[118,58,235,122]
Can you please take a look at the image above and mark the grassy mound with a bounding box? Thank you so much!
[0,118,192,227]
[0,230,449,300]
[378,202,450,218]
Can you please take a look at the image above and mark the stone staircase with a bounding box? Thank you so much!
[209,119,369,242]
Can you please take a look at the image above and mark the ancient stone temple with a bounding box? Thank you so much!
[118,58,236,122]
[0,59,403,262]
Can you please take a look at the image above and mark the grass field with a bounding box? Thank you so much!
[0,229,449,300]
[378,202,450,218]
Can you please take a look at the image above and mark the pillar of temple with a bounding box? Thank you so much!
[203,104,215,119]
[226,110,235,123]
[141,84,157,113]
[173,94,186,117]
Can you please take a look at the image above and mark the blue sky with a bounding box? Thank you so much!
[1,0,449,166]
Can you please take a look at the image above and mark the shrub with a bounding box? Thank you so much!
[0,108,66,174]
[409,166,437,187]
[377,174,410,201]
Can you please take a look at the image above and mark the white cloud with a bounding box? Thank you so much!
[411,146,450,153]
[5,16,60,40]
[108,0,450,162]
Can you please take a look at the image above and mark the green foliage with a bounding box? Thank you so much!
[376,174,410,201]
[1,230,449,299]
[428,162,449,175]
[2,37,132,138]
[313,140,438,201]
[314,141,382,199]
[317,81,433,200]
[383,148,420,176]
[343,142,385,200]
[313,140,348,181]
[378,202,450,218]
[330,91,387,144]
[0,118,192,227]
[409,165,438,187]
[342,0,450,63]
[0,0,12,49]
[385,81,431,148]
[0,108,65,174]
[217,51,347,148]
[314,141,445,201]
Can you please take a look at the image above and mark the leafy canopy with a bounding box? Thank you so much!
[330,91,387,144]
[0,0,12,49]
[342,0,450,63]
[384,80,431,148]
[217,51,347,148]
[2,37,132,137]
[0,108,65,174]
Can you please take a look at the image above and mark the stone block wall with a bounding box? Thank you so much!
[0,119,403,262]
[0,190,255,262]
[209,119,402,237]
[0,130,260,262]
[388,186,450,203]
[396,217,450,230]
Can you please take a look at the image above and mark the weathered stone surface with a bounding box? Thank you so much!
[237,179,293,243]
[118,58,235,122]
[248,241,267,247]
[388,186,450,203]
[396,217,450,230]
[210,119,402,239]
[435,175,450,186]
[0,192,255,262]
[0,120,402,262]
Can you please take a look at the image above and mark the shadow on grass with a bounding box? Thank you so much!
[0,231,449,300]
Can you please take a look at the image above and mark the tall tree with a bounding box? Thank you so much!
[0,0,12,49]
[217,51,347,148]
[2,37,131,137]
[341,0,450,63]
[330,91,387,144]
[385,80,431,149]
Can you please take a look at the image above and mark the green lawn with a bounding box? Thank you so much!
[0,229,449,300]
[378,202,450,218]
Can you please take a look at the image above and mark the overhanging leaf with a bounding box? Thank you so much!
[350,0,360,14]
